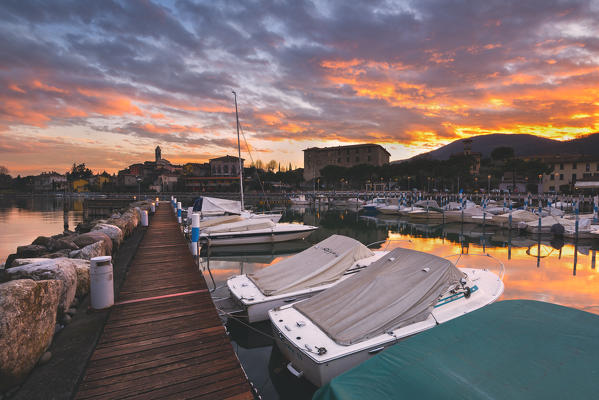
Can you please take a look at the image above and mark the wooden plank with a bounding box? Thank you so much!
[75,205,254,400]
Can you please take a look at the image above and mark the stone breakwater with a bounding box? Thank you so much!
[0,201,153,394]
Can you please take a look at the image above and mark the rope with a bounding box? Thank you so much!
[216,306,277,341]
[238,121,271,210]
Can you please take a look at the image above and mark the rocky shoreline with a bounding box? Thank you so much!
[0,201,154,396]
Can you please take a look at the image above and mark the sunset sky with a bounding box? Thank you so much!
[1,0,599,176]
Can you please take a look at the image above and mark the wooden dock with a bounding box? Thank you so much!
[76,204,254,400]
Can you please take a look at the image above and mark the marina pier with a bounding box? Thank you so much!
[75,204,254,400]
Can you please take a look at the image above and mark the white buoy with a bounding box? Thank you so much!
[191,213,200,256]
[177,201,182,223]
[141,210,149,226]
[90,256,114,310]
[151,202,156,213]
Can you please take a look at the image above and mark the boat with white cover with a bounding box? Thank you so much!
[269,248,504,387]
[227,235,385,322]
[363,198,388,213]
[290,194,311,205]
[193,196,282,223]
[200,218,317,247]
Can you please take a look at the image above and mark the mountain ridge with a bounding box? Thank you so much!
[397,133,599,161]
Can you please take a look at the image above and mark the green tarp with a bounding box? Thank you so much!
[314,300,599,400]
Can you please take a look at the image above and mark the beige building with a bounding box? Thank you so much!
[303,144,390,181]
[537,155,599,193]
[209,155,244,177]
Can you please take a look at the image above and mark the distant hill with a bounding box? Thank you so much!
[399,133,599,161]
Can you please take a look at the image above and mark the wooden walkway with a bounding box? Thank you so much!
[76,204,254,400]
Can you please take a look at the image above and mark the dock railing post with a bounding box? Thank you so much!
[191,213,200,257]
[177,202,182,224]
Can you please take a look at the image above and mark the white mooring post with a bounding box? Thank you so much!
[177,202,182,223]
[151,202,156,213]
[141,210,149,226]
[191,213,200,256]
[90,256,114,310]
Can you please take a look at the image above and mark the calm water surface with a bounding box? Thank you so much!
[2,198,598,399]
[0,196,84,264]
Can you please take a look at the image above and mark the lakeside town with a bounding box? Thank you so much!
[2,138,599,195]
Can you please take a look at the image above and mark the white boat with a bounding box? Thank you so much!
[200,218,317,247]
[290,194,311,205]
[227,235,385,322]
[269,248,504,387]
[377,204,400,215]
[492,209,538,227]
[523,215,574,235]
[363,198,388,212]
[332,198,364,209]
[193,196,282,223]
[562,218,597,239]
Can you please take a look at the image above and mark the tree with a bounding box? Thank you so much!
[68,163,93,181]
[0,165,8,175]
[254,160,264,170]
[266,160,277,171]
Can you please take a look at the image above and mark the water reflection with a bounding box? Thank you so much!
[0,196,84,263]
[202,206,599,399]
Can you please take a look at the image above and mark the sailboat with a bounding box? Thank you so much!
[198,92,318,247]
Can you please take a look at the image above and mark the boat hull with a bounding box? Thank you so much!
[201,228,316,246]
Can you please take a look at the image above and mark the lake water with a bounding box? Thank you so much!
[0,196,84,264]
[1,198,598,399]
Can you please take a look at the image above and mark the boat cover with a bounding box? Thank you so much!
[414,200,439,208]
[494,209,538,223]
[193,196,241,215]
[201,219,275,234]
[200,215,243,228]
[525,215,574,228]
[295,248,464,345]
[314,300,599,400]
[248,235,373,296]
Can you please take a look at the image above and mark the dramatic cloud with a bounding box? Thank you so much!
[1,0,599,175]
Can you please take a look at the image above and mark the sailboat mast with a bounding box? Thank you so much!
[232,91,245,210]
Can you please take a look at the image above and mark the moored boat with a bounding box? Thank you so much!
[200,218,317,246]
[269,248,504,387]
[227,235,385,322]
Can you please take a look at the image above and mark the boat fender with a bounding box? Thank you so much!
[464,286,472,298]
[551,223,565,236]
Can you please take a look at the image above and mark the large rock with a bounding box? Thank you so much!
[10,258,50,267]
[69,241,109,260]
[91,223,124,249]
[3,258,78,315]
[107,209,139,237]
[4,254,17,269]
[43,249,73,259]
[31,236,52,248]
[0,279,62,391]
[50,238,79,252]
[16,245,47,259]
[72,231,113,254]
[74,263,90,298]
